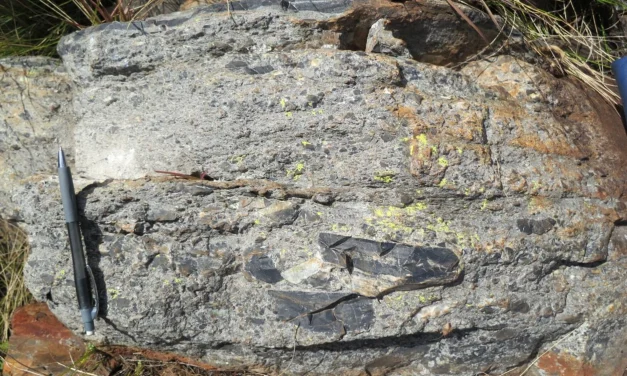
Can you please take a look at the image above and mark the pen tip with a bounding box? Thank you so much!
[57,147,67,168]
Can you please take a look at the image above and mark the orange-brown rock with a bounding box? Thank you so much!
[2,303,85,376]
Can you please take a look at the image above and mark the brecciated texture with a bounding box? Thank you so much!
[11,0,627,375]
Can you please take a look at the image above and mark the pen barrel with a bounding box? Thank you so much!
[67,222,92,310]
[58,166,78,223]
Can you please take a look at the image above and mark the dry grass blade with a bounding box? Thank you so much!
[477,0,499,28]
[0,220,32,344]
[446,0,489,44]
[475,0,623,105]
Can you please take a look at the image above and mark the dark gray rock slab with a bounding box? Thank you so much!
[318,233,461,296]
[269,291,373,335]
[244,252,284,283]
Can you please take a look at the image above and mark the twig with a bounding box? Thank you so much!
[56,362,100,376]
[445,0,489,44]
[0,355,47,376]
[517,328,579,376]
[278,323,299,376]
[227,0,236,25]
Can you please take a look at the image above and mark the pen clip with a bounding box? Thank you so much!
[85,264,99,320]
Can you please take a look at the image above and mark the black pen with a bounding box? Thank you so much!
[58,147,98,335]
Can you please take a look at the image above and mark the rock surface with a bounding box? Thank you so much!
[0,57,74,219]
[9,0,627,375]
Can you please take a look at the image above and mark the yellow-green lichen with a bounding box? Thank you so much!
[404,201,427,215]
[416,134,428,146]
[55,269,67,281]
[376,219,413,234]
[331,223,351,233]
[107,288,120,299]
[438,178,448,188]
[427,217,451,233]
[301,140,311,146]
[285,112,293,118]
[374,171,396,184]
[531,181,542,191]
[481,199,488,211]
[280,98,287,109]
[438,157,449,167]
[286,161,305,181]
[230,154,246,165]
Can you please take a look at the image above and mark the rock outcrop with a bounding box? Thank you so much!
[7,0,627,375]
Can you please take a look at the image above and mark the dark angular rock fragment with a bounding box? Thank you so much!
[184,185,214,196]
[318,233,462,296]
[244,253,283,284]
[516,218,556,235]
[269,290,373,335]
[146,208,179,222]
[246,65,274,75]
[148,254,171,271]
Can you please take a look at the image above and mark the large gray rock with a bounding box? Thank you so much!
[13,1,627,375]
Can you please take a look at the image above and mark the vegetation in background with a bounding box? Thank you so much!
[477,0,625,104]
[1,0,626,103]
[0,0,165,58]
[0,220,32,368]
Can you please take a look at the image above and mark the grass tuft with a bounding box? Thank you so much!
[463,0,624,104]
[0,220,33,367]
[0,0,170,58]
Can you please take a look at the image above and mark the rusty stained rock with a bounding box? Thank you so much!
[2,303,85,376]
